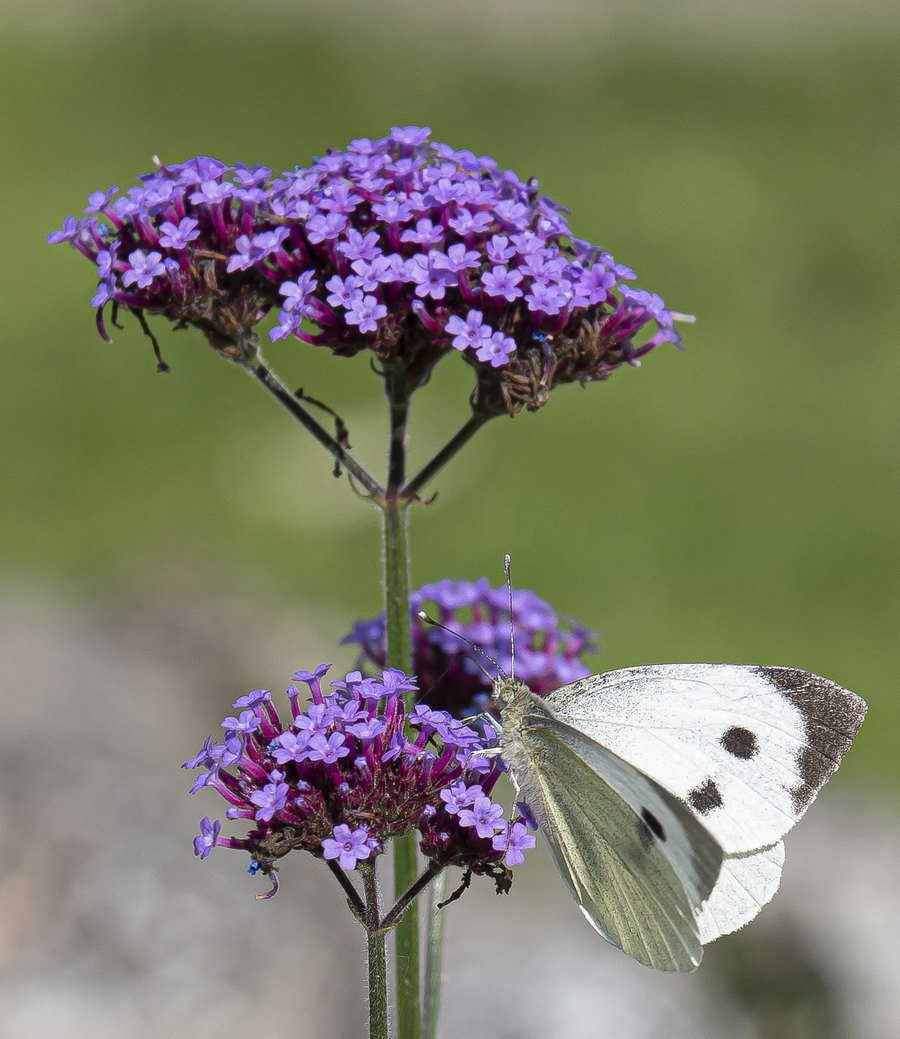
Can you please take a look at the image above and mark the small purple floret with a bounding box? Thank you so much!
[458,795,506,839]
[122,250,166,290]
[158,217,200,250]
[193,816,221,859]
[493,821,537,866]
[321,824,376,871]
[249,772,290,822]
[440,781,483,815]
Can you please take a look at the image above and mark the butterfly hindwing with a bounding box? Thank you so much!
[501,695,724,971]
[545,663,866,855]
[695,841,785,943]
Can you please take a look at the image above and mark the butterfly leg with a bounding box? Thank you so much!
[460,710,502,730]
[461,745,504,769]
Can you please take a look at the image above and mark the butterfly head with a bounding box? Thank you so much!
[491,674,532,711]
[417,556,531,716]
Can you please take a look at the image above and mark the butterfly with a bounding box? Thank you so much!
[494,661,867,971]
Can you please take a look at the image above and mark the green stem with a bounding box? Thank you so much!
[383,498,412,672]
[385,365,411,501]
[380,861,444,932]
[384,498,419,1039]
[381,363,420,1039]
[236,334,385,499]
[326,859,366,925]
[423,871,448,1039]
[363,863,389,1039]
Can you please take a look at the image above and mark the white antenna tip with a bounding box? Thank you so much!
[416,610,428,621]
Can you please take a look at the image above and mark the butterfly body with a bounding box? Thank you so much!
[495,664,866,972]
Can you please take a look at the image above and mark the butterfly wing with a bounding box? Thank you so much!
[696,841,785,943]
[502,698,723,971]
[546,664,867,854]
[545,664,866,943]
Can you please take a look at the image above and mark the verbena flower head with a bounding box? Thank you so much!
[49,127,689,412]
[186,664,529,895]
[344,577,597,717]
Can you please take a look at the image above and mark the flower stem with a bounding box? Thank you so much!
[326,858,366,924]
[385,363,411,500]
[380,861,444,932]
[423,871,448,1039]
[403,412,491,499]
[363,863,389,1039]
[383,498,412,672]
[381,363,420,1039]
[384,499,420,1037]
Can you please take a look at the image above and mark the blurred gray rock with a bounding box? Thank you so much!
[0,582,361,1038]
[0,584,894,1038]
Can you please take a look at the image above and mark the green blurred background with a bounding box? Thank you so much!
[7,3,900,773]
[3,1,899,1034]
[10,2,897,778]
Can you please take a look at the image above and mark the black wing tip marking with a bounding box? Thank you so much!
[753,666,867,812]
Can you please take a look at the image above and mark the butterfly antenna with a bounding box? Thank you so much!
[416,611,506,684]
[504,553,516,681]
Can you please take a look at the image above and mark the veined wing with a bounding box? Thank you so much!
[508,707,723,971]
[697,842,785,943]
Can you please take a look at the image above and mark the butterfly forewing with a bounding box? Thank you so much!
[501,694,724,971]
[546,663,867,855]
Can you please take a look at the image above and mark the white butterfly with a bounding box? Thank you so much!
[495,662,867,972]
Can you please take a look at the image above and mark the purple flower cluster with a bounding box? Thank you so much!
[186,664,533,893]
[344,578,596,717]
[49,126,687,414]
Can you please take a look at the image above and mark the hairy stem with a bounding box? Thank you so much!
[363,863,389,1039]
[381,363,420,1039]
[385,364,411,498]
[383,499,412,676]
[384,500,419,1039]
[380,861,445,932]
[236,335,385,499]
[423,871,448,1039]
[327,858,366,925]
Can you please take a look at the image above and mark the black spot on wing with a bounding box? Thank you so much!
[688,778,723,815]
[641,807,667,842]
[721,725,758,759]
[755,667,867,813]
